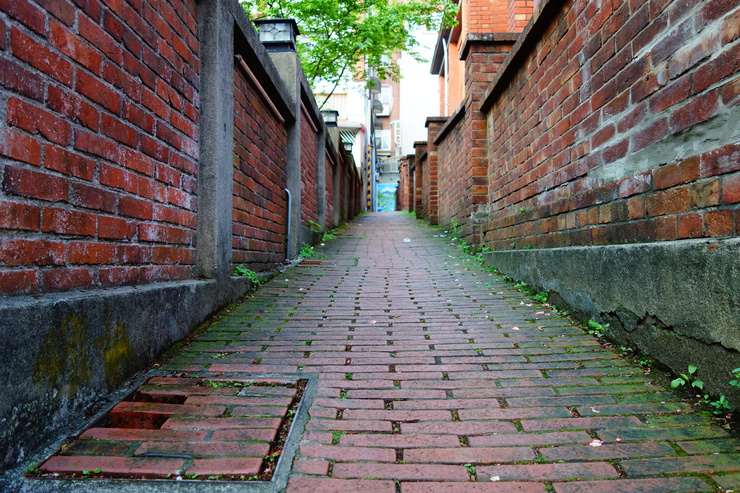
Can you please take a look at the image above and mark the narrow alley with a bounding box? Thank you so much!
[20,212,740,492]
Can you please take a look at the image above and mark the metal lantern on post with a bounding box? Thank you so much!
[253,18,300,51]
[321,109,339,127]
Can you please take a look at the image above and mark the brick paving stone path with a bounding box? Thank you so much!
[60,213,740,490]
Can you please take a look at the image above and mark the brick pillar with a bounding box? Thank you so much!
[462,34,518,246]
[507,0,535,33]
[413,142,426,218]
[424,118,447,225]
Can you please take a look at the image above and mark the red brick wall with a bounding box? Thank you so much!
[413,144,426,217]
[232,68,288,271]
[421,119,445,225]
[398,156,411,212]
[466,0,509,34]
[0,0,199,295]
[507,0,535,32]
[325,152,335,227]
[441,0,533,116]
[437,113,471,232]
[300,106,319,229]
[436,41,514,243]
[484,0,740,250]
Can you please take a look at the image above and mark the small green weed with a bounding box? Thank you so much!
[299,244,325,259]
[671,365,703,390]
[730,368,740,387]
[585,320,608,338]
[233,265,260,284]
[705,394,733,415]
[307,219,322,233]
[531,291,547,303]
[464,463,476,476]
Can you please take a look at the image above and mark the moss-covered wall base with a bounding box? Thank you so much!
[483,238,740,402]
[0,278,253,471]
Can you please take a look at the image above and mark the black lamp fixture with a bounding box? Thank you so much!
[321,109,339,127]
[371,99,383,115]
[253,18,300,51]
[368,77,382,95]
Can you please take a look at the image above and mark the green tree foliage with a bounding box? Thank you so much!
[242,0,457,103]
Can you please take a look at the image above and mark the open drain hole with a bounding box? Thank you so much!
[30,376,307,482]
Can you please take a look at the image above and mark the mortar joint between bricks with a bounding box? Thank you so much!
[666,441,689,456]
[608,460,628,479]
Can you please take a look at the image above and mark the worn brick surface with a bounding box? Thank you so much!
[38,214,740,485]
[1,0,200,295]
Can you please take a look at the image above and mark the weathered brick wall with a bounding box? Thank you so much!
[0,0,366,473]
[435,39,515,243]
[398,155,411,212]
[483,0,739,250]
[413,143,426,217]
[466,0,509,34]
[232,67,288,271]
[0,0,200,295]
[325,151,335,227]
[507,0,535,31]
[436,112,471,232]
[421,119,445,225]
[300,106,319,230]
[439,0,532,116]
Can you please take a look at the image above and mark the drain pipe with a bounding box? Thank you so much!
[285,188,292,261]
[442,37,449,116]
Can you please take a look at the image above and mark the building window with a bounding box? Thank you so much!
[375,129,391,152]
[377,85,393,116]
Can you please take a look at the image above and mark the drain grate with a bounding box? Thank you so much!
[31,376,307,482]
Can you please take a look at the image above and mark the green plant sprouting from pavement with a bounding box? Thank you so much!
[234,265,260,284]
[509,279,548,305]
[299,244,322,259]
[584,319,608,338]
[730,368,740,387]
[705,394,733,415]
[671,365,704,390]
[307,219,323,233]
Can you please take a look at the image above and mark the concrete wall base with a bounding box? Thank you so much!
[483,238,740,402]
[0,278,253,470]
